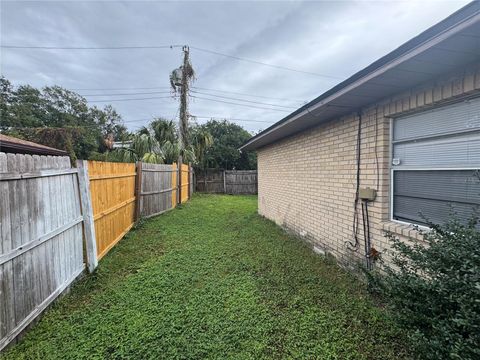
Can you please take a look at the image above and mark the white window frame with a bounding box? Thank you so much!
[389,101,480,228]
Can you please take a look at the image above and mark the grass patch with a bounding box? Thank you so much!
[2,194,407,359]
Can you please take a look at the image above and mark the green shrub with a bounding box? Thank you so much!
[371,215,480,360]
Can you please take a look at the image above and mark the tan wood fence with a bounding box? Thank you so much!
[77,160,192,265]
[84,161,136,260]
[179,163,191,203]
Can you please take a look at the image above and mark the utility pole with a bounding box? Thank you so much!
[178,45,190,154]
[172,45,194,204]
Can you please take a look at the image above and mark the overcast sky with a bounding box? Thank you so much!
[0,0,472,133]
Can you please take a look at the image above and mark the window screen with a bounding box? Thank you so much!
[392,97,480,226]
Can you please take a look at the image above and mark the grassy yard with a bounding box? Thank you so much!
[3,195,406,359]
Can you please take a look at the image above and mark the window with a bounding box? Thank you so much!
[391,97,480,226]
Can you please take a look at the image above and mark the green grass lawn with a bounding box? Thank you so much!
[3,194,407,359]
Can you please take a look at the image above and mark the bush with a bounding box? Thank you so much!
[371,215,480,360]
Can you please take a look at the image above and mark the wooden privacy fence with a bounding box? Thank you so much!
[135,162,193,218]
[196,169,257,195]
[179,163,191,203]
[0,153,84,351]
[196,168,224,193]
[79,161,137,261]
[0,155,192,351]
[225,171,258,194]
[136,162,176,219]
[78,160,193,265]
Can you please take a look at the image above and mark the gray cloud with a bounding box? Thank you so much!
[1,0,471,133]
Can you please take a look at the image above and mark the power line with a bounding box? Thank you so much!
[190,115,274,124]
[70,86,171,91]
[77,86,306,103]
[87,96,174,103]
[189,46,343,80]
[2,42,344,79]
[82,93,292,112]
[80,91,172,97]
[190,90,297,109]
[1,44,181,50]
[4,42,474,81]
[190,95,291,112]
[69,85,305,102]
[192,86,306,103]
[1,117,152,129]
[6,91,293,113]
[3,115,274,130]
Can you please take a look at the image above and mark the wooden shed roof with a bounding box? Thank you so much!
[0,133,68,156]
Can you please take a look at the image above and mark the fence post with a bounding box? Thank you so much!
[134,161,143,221]
[187,162,191,199]
[204,169,207,192]
[177,156,182,205]
[223,169,226,194]
[76,160,98,272]
[171,162,177,208]
[190,165,194,196]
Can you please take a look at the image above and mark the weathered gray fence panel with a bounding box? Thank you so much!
[190,168,194,196]
[139,163,175,218]
[225,170,258,195]
[195,169,257,195]
[0,153,84,351]
[195,169,225,193]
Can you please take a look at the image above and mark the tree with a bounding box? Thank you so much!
[150,118,180,163]
[151,118,177,144]
[105,118,213,166]
[0,77,130,161]
[196,120,256,170]
[190,127,213,169]
[93,105,129,141]
[99,133,163,164]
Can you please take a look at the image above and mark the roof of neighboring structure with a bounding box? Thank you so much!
[240,1,480,151]
[0,133,68,156]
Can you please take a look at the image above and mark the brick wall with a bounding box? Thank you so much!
[257,62,480,269]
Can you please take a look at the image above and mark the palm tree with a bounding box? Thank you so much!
[151,118,177,144]
[190,128,213,169]
[105,133,163,164]
[149,118,180,163]
[104,117,212,166]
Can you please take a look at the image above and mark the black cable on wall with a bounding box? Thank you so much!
[346,111,362,251]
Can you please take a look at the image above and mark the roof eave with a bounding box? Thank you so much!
[240,2,480,152]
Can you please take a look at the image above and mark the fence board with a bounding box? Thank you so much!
[0,153,84,351]
[171,163,178,208]
[196,169,257,194]
[76,161,97,272]
[180,164,190,203]
[87,161,136,260]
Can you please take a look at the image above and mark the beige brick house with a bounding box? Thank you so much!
[240,2,480,269]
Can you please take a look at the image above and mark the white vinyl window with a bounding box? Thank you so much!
[391,97,480,226]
